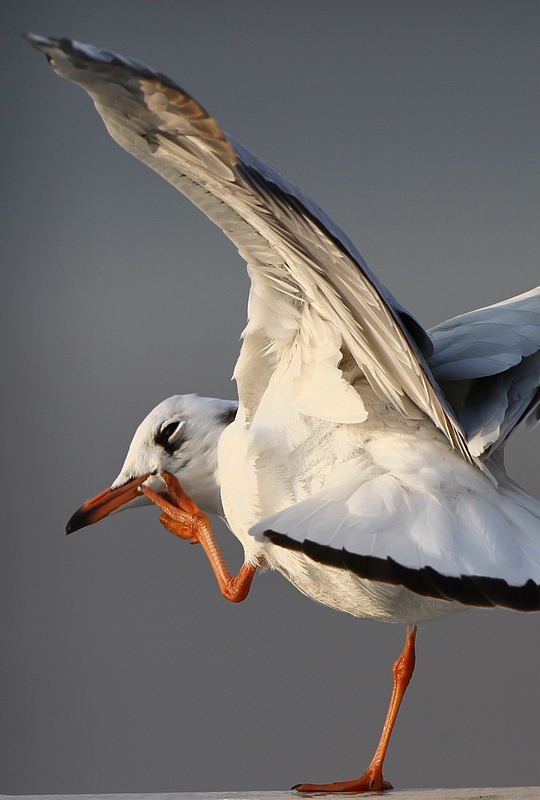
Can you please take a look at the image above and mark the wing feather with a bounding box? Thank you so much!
[429,287,540,455]
[26,34,472,462]
[254,459,540,610]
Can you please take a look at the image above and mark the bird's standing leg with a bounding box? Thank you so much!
[141,472,257,603]
[295,624,417,793]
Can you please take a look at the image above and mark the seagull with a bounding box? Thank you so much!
[27,34,540,793]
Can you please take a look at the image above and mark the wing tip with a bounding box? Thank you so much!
[24,33,184,95]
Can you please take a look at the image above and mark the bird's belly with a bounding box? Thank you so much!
[218,402,464,625]
[264,542,467,624]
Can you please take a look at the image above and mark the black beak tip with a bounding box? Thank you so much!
[65,509,88,535]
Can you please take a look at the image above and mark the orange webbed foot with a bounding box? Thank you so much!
[157,510,200,543]
[141,473,204,544]
[293,770,393,793]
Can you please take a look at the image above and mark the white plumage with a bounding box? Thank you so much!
[28,34,540,792]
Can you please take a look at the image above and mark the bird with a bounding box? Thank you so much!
[27,33,540,792]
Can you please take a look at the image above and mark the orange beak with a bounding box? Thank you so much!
[65,473,151,534]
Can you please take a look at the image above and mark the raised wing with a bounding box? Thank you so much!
[429,287,540,456]
[26,34,471,462]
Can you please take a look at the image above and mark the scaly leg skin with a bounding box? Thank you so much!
[294,624,417,793]
[141,472,258,603]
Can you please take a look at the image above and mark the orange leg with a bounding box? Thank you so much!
[141,472,258,603]
[295,624,417,793]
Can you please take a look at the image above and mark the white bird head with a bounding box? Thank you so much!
[66,394,237,533]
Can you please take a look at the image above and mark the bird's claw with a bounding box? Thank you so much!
[141,473,203,544]
[158,510,201,544]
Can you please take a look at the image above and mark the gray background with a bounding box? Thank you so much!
[2,0,539,794]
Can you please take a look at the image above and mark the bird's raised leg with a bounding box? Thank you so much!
[141,472,257,603]
[295,624,417,793]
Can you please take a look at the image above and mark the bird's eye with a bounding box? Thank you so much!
[155,420,186,453]
[162,422,181,440]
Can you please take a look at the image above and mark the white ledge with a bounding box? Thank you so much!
[2,788,539,800]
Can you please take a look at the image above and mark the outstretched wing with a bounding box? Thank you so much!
[429,286,540,456]
[26,34,471,462]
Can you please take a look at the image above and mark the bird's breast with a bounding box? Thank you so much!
[217,385,393,563]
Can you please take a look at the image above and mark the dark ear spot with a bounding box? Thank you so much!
[155,420,186,455]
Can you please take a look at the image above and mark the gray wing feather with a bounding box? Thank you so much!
[26,34,472,462]
[429,287,540,456]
